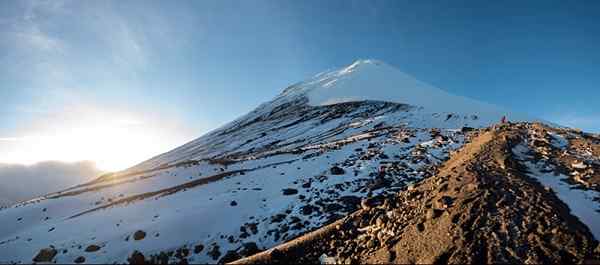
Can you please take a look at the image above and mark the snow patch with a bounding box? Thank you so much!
[513,143,600,240]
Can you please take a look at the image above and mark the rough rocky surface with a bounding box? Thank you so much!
[32,247,57,263]
[232,123,600,264]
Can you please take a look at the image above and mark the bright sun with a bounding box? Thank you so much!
[0,107,193,172]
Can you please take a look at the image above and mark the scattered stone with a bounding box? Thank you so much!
[84,244,101,252]
[230,200,238,206]
[175,247,190,259]
[128,250,146,264]
[218,250,241,264]
[133,230,146,241]
[74,256,86,264]
[208,244,221,260]
[270,213,287,223]
[194,244,204,254]
[330,166,345,175]
[33,247,57,262]
[282,188,298,195]
[240,242,260,257]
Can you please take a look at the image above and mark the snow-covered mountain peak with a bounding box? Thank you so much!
[278,59,524,121]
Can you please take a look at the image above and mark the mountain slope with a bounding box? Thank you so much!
[233,123,600,264]
[0,60,597,264]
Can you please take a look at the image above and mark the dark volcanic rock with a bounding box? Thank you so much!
[33,247,57,262]
[127,250,146,264]
[84,244,101,252]
[208,244,221,260]
[282,188,298,195]
[74,256,86,263]
[218,250,241,264]
[330,166,345,175]
[240,242,260,257]
[133,230,146,241]
[194,244,204,254]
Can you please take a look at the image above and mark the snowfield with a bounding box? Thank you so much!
[0,59,551,264]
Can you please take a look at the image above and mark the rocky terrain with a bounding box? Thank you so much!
[233,123,600,264]
[0,60,598,264]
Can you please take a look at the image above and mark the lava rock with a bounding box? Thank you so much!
[330,166,346,175]
[128,250,146,265]
[133,230,146,241]
[218,250,241,264]
[208,245,221,260]
[84,244,101,252]
[240,242,260,257]
[282,188,298,195]
[74,256,86,264]
[194,244,204,254]
[33,247,57,262]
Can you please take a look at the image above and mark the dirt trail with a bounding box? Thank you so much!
[231,124,599,264]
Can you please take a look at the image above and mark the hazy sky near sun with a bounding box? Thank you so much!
[1,0,599,171]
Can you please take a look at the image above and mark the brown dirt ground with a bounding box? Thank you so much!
[231,124,600,264]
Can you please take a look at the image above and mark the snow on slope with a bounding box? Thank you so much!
[129,59,532,173]
[285,59,530,118]
[0,60,539,264]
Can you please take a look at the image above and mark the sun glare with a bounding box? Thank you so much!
[0,107,192,172]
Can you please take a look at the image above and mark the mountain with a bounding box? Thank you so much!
[234,123,600,264]
[0,60,598,264]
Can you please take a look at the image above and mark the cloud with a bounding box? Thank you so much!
[0,137,22,142]
[0,160,102,207]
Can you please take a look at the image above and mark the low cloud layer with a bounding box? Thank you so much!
[0,160,102,207]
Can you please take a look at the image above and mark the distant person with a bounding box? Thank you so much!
[500,116,507,124]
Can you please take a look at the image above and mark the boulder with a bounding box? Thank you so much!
[133,230,146,241]
[74,256,86,264]
[127,250,146,265]
[84,244,101,252]
[32,247,57,263]
[330,166,345,175]
[282,188,298,195]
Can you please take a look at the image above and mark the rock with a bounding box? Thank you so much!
[74,256,86,264]
[282,188,298,195]
[426,208,443,220]
[361,198,373,210]
[572,162,587,169]
[416,222,425,232]
[339,195,361,210]
[128,250,146,264]
[301,205,316,215]
[270,213,287,223]
[461,127,475,133]
[330,166,345,175]
[133,230,146,241]
[85,244,101,252]
[436,196,454,208]
[240,242,260,257]
[269,248,284,262]
[193,244,204,254]
[375,215,388,227]
[175,247,190,259]
[301,181,311,188]
[208,245,221,260]
[230,200,238,206]
[218,250,241,264]
[319,253,337,264]
[33,247,57,262]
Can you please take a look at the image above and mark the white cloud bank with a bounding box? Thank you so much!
[0,160,102,207]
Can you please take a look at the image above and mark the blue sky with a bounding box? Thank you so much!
[1,0,599,170]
